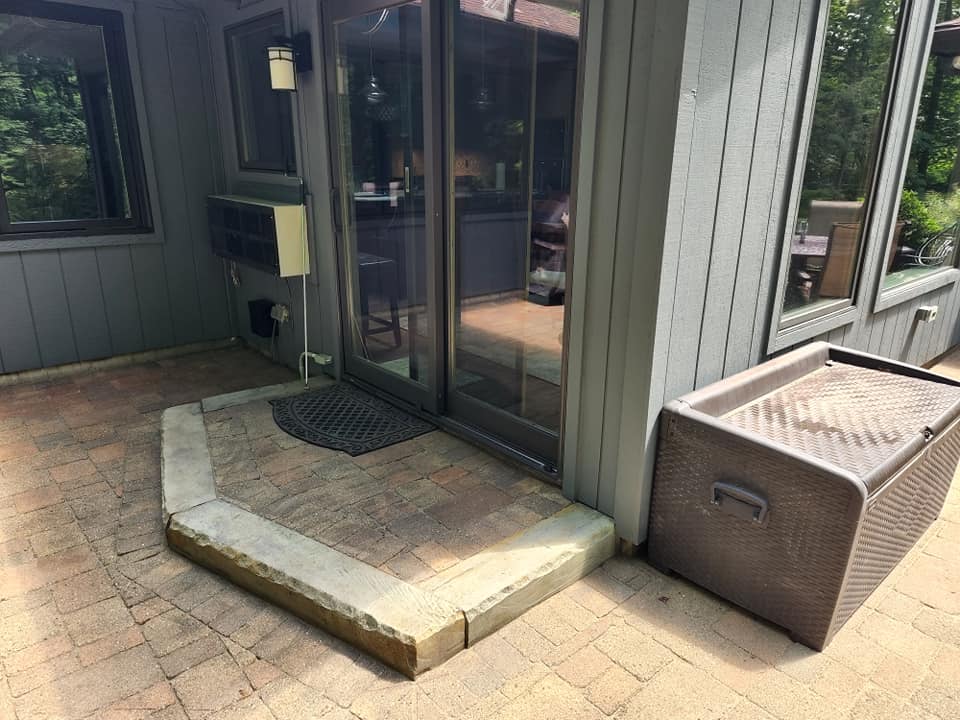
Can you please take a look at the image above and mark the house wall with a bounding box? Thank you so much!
[18,0,951,544]
[578,0,960,545]
[561,0,691,544]
[0,0,233,374]
[202,0,341,377]
[660,0,960,388]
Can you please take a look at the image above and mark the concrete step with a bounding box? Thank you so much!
[167,499,465,678]
[160,398,616,677]
[424,503,617,645]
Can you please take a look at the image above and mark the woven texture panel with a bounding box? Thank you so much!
[649,412,862,649]
[723,362,960,477]
[272,384,434,456]
[832,424,960,633]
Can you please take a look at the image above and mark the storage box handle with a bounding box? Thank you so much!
[711,482,768,524]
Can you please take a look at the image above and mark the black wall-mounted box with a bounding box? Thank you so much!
[248,298,275,339]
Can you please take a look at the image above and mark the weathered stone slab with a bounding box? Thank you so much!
[201,380,317,414]
[427,503,616,645]
[161,403,216,523]
[166,499,465,678]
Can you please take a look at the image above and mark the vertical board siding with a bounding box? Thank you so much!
[694,0,774,389]
[0,3,231,376]
[561,0,607,506]
[95,247,144,356]
[607,0,693,540]
[165,14,233,341]
[724,0,805,376]
[577,0,634,511]
[660,0,960,406]
[59,248,112,361]
[661,0,742,406]
[595,0,656,516]
[645,0,710,439]
[130,244,175,350]
[21,251,79,368]
[0,254,42,373]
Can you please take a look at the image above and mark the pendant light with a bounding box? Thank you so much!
[473,19,493,111]
[362,10,390,106]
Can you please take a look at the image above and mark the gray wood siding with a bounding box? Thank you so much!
[657,0,960,406]
[205,0,338,376]
[0,2,232,375]
[565,0,960,545]
[562,0,692,541]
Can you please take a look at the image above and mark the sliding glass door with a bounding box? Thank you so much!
[323,0,584,469]
[446,1,582,467]
[324,0,443,413]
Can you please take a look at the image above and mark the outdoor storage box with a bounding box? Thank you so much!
[648,342,960,650]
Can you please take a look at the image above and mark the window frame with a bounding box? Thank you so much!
[0,0,153,240]
[873,0,960,313]
[224,11,298,175]
[768,0,917,351]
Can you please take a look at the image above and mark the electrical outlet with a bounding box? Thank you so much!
[270,303,290,323]
[917,305,938,323]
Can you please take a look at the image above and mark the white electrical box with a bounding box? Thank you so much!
[207,195,309,278]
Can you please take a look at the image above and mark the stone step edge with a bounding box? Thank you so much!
[161,403,216,524]
[160,388,618,677]
[167,499,466,679]
[425,503,617,644]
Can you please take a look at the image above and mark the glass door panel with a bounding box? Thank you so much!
[447,1,583,465]
[326,0,439,411]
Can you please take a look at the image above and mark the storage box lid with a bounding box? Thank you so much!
[722,360,960,488]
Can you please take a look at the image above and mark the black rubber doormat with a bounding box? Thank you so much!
[271,383,435,456]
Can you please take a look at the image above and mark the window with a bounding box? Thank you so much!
[779,0,904,324]
[0,0,150,237]
[883,0,960,291]
[225,12,296,174]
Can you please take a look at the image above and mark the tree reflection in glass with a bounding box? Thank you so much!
[783,0,903,315]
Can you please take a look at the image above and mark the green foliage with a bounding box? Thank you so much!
[0,16,100,222]
[801,0,903,205]
[899,189,941,243]
[896,1,960,244]
[917,187,960,226]
[801,0,960,248]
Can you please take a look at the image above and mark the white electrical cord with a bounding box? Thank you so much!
[297,179,310,387]
[302,197,309,386]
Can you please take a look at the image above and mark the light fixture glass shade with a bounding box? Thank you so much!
[363,74,388,105]
[472,85,493,111]
[267,45,296,91]
[952,55,960,71]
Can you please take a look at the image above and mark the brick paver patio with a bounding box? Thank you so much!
[208,398,569,586]
[1,346,959,719]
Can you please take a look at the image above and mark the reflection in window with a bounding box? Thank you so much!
[226,12,296,173]
[451,1,581,434]
[782,0,902,317]
[0,2,148,234]
[333,3,431,383]
[885,2,960,290]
